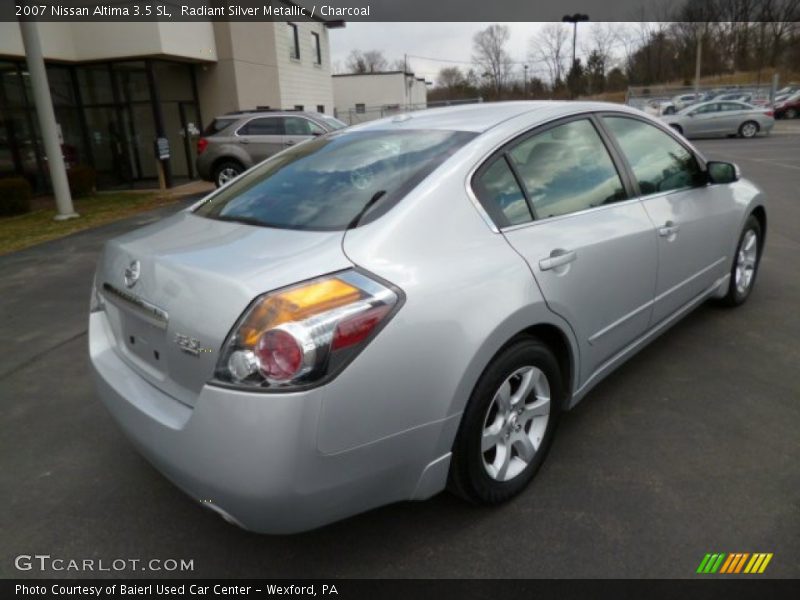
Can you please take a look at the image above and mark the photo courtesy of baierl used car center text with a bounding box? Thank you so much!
[1,0,798,598]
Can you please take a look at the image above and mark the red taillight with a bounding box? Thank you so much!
[255,329,303,381]
[332,305,391,351]
[764,110,774,117]
[197,137,209,155]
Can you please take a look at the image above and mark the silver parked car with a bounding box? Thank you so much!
[661,101,774,138]
[196,110,347,187]
[90,102,766,533]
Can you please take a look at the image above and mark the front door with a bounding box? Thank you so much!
[474,117,658,383]
[601,115,734,324]
[282,115,325,149]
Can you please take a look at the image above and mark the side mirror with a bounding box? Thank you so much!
[707,161,740,184]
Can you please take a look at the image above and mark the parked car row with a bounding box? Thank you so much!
[644,85,798,118]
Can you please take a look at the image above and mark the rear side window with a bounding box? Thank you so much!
[238,117,284,136]
[507,119,626,219]
[473,157,531,227]
[202,118,236,136]
[603,116,703,195]
[194,130,476,231]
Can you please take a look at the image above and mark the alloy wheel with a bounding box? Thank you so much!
[481,366,550,482]
[735,229,758,295]
[740,122,758,138]
[218,167,239,186]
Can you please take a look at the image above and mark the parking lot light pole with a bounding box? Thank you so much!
[18,20,78,221]
[562,13,589,70]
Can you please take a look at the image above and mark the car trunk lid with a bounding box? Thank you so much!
[96,211,352,407]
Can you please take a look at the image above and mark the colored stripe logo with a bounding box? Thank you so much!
[696,553,773,574]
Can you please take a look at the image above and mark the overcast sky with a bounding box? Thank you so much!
[329,22,631,84]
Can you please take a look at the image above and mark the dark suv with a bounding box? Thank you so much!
[196,110,347,187]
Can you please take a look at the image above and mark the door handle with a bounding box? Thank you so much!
[658,221,680,237]
[238,138,250,144]
[539,249,577,271]
[284,140,296,146]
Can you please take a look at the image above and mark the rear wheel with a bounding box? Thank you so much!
[449,337,562,505]
[213,160,244,187]
[721,215,762,306]
[739,121,759,138]
[785,108,798,119]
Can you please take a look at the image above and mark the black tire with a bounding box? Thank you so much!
[670,124,683,135]
[449,337,563,505]
[738,121,759,138]
[720,215,762,307]
[212,160,244,188]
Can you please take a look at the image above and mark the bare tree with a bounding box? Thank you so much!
[530,23,569,87]
[436,66,467,89]
[472,24,514,95]
[346,49,388,74]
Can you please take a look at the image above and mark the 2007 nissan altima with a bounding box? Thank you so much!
[89,102,766,533]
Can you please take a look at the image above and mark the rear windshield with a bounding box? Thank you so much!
[203,118,237,136]
[194,129,476,231]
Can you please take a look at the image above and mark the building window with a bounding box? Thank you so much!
[355,104,366,114]
[316,104,325,114]
[311,32,322,65]
[294,105,304,111]
[288,23,300,60]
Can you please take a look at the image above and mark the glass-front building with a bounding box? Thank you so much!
[0,59,203,191]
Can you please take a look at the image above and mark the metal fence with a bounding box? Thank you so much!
[335,98,484,125]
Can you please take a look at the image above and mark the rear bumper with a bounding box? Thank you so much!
[89,310,454,533]
[195,153,214,181]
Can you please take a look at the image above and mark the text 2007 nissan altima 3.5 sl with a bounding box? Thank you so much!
[89,102,766,533]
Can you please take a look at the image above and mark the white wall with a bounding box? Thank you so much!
[333,72,429,120]
[275,21,335,114]
[0,22,216,62]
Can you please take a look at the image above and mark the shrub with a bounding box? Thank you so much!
[0,177,33,217]
[67,165,96,197]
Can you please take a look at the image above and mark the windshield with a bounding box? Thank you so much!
[320,115,348,130]
[194,129,476,231]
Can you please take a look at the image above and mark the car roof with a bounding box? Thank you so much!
[345,101,643,133]
[213,110,323,120]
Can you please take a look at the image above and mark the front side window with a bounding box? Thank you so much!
[238,117,283,136]
[474,157,531,227]
[355,104,366,114]
[284,117,324,136]
[506,119,626,219]
[603,116,703,195]
[288,23,300,60]
[194,130,476,231]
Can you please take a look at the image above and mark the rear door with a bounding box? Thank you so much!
[236,116,285,162]
[474,116,658,383]
[600,115,734,325]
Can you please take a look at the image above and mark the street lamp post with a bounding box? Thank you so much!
[562,13,590,69]
[524,64,529,97]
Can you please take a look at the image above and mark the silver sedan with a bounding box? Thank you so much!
[661,100,774,138]
[89,102,766,533]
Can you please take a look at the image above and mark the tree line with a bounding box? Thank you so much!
[340,0,800,102]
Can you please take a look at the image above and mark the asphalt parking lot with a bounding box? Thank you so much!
[1,129,798,579]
